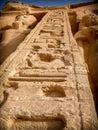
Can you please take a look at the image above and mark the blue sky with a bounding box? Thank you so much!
[0,0,94,10]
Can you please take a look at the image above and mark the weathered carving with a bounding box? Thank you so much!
[79,14,98,30]
[42,84,65,97]
[0,1,98,130]
[12,14,37,29]
[11,118,65,130]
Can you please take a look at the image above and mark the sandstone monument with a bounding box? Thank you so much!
[0,1,98,130]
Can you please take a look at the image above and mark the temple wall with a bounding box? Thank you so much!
[0,2,98,130]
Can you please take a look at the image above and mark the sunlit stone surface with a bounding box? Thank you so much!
[0,1,98,130]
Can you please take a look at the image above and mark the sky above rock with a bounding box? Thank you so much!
[0,0,94,10]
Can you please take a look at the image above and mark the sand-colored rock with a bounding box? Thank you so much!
[0,1,98,130]
[2,1,39,11]
[0,29,30,64]
[0,15,16,30]
[13,14,37,29]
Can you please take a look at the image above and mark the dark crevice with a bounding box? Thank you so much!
[0,91,9,108]
[93,9,98,15]
[68,12,78,35]
[0,33,3,42]
[33,12,46,22]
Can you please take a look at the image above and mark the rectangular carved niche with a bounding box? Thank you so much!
[11,117,65,130]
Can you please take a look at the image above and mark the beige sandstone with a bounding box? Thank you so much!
[0,1,98,130]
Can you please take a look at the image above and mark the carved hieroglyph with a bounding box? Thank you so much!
[0,2,98,130]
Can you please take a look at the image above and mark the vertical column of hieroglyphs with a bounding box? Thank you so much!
[1,9,97,130]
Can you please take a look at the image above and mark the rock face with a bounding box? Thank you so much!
[0,1,98,130]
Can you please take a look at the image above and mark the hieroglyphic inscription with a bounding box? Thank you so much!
[0,9,97,130]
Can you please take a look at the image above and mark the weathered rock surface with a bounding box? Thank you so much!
[13,14,37,29]
[0,1,98,130]
[0,29,30,64]
[2,1,40,11]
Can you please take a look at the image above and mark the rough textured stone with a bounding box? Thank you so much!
[0,1,98,130]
